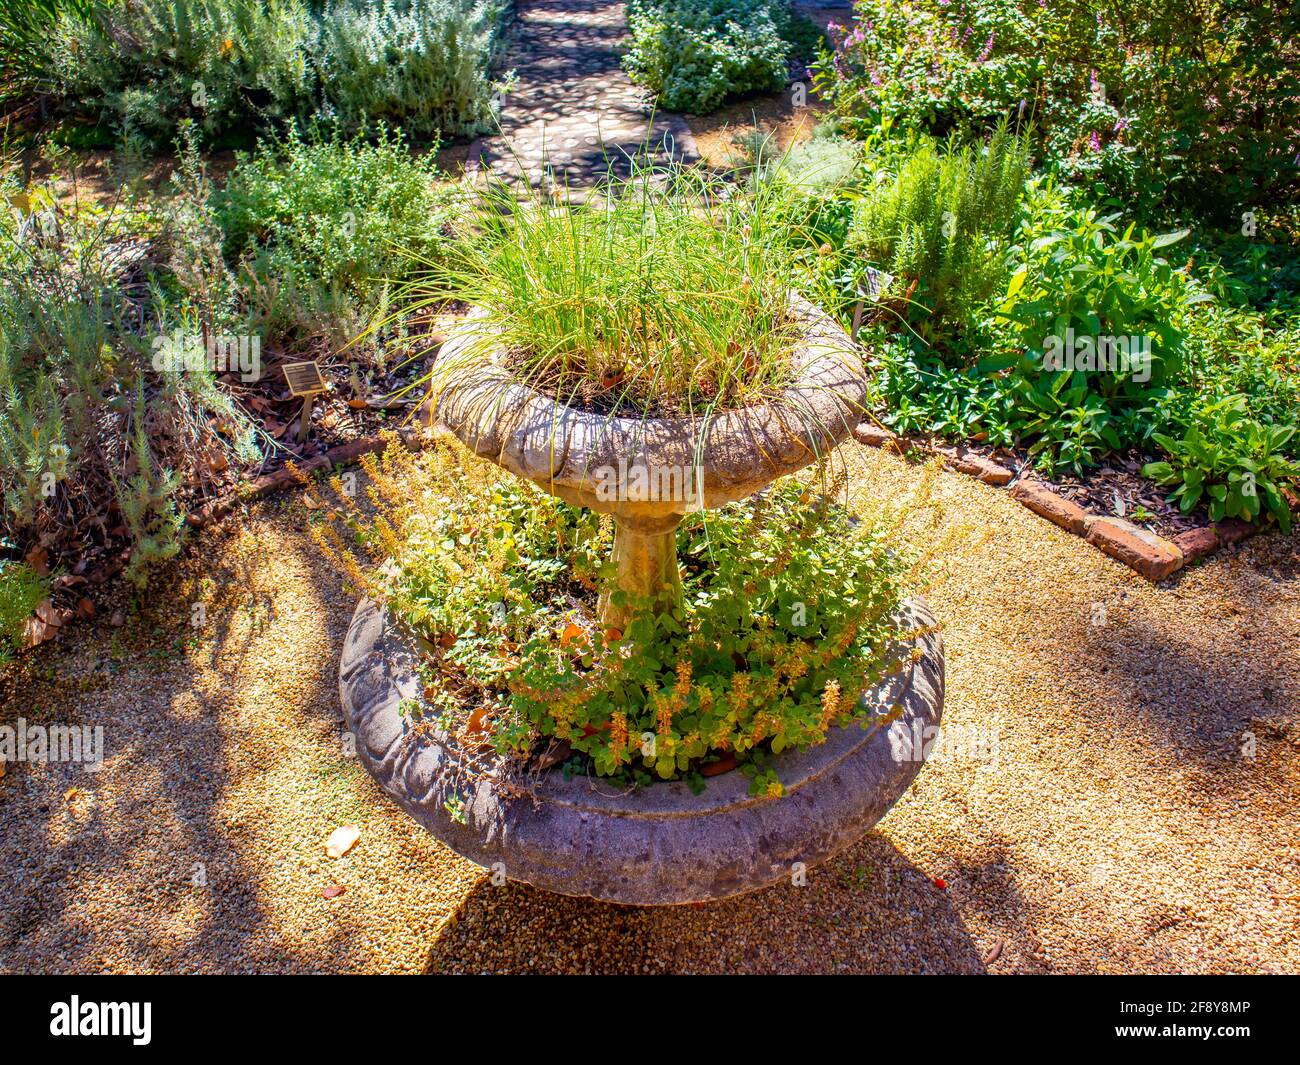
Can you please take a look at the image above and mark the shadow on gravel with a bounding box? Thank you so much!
[1037,531,1300,771]
[0,505,352,973]
[423,834,987,974]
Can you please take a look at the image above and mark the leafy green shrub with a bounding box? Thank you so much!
[312,436,914,788]
[215,126,460,348]
[0,561,47,667]
[861,177,1300,489]
[309,0,508,138]
[624,0,816,113]
[814,0,1300,224]
[1145,396,1298,532]
[850,121,1030,349]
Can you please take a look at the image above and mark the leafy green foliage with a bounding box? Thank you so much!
[46,0,507,148]
[814,0,1300,224]
[852,165,1299,509]
[1145,397,1298,532]
[624,0,818,113]
[310,0,508,138]
[214,125,460,348]
[55,0,315,148]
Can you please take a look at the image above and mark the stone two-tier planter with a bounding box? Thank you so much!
[338,293,947,904]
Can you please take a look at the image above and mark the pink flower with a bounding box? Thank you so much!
[1089,131,1101,151]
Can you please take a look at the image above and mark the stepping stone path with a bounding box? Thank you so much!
[469,0,699,195]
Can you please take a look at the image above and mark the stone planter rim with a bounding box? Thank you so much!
[430,292,868,514]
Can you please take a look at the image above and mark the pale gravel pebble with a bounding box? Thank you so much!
[0,448,1296,975]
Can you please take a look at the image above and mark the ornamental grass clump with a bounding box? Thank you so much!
[399,169,831,417]
[310,432,925,790]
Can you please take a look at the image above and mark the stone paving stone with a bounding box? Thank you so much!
[468,0,699,195]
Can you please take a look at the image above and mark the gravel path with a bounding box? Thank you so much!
[1,446,1296,974]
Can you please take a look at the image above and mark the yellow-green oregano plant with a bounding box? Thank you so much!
[311,434,932,792]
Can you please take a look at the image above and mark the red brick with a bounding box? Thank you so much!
[944,449,1014,486]
[1009,481,1090,536]
[1171,526,1220,565]
[852,422,900,449]
[1086,517,1184,580]
[1214,518,1258,546]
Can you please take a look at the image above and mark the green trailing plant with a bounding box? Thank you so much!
[311,434,918,789]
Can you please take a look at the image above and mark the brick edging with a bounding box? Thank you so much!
[851,422,1261,581]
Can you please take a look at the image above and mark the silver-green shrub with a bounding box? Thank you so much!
[310,0,508,137]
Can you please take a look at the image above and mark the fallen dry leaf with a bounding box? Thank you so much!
[983,940,1004,966]
[76,598,95,620]
[560,622,585,648]
[325,824,361,859]
[25,546,49,576]
[321,884,346,900]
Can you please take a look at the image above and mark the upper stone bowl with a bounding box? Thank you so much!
[430,292,869,522]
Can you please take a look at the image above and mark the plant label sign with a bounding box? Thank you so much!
[283,360,327,397]
[283,360,328,441]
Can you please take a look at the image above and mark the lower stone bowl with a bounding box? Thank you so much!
[339,598,944,905]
